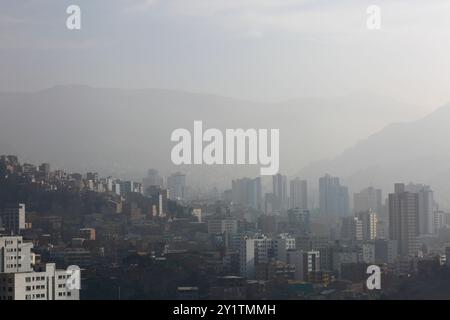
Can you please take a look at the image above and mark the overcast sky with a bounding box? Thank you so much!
[1,0,450,112]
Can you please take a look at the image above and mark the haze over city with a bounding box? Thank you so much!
[2,0,450,302]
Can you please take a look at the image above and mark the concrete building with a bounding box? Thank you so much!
[143,169,163,193]
[272,174,288,213]
[375,239,398,264]
[389,183,419,257]
[287,250,320,281]
[0,236,79,300]
[354,187,383,216]
[287,208,311,234]
[319,174,349,217]
[239,235,295,278]
[290,178,308,210]
[341,217,363,241]
[167,172,186,201]
[207,218,238,235]
[231,177,262,211]
[240,238,257,278]
[356,209,378,240]
[405,183,435,235]
[0,236,33,273]
[360,243,376,264]
[0,204,26,235]
[0,263,79,300]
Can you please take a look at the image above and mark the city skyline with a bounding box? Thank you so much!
[2,0,450,303]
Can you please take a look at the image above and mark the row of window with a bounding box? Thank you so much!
[6,255,22,260]
[2,240,21,245]
[25,293,45,299]
[58,291,72,297]
[26,285,46,291]
[25,276,45,282]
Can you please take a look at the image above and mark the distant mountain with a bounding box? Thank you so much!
[299,102,450,208]
[0,85,421,190]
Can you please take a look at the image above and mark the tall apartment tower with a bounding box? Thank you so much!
[167,172,186,201]
[290,178,308,210]
[405,183,435,235]
[319,174,349,217]
[340,217,363,241]
[231,177,262,211]
[143,169,163,194]
[354,187,383,216]
[389,183,419,257]
[356,209,378,240]
[272,174,288,213]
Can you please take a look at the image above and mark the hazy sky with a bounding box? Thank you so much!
[2,0,450,111]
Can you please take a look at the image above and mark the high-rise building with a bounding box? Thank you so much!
[264,193,276,215]
[356,209,378,240]
[405,183,435,235]
[287,208,311,234]
[375,239,398,264]
[272,174,288,213]
[143,169,163,194]
[231,177,262,210]
[290,178,308,210]
[319,174,349,217]
[0,204,26,235]
[240,238,257,278]
[389,183,419,257]
[354,187,383,216]
[167,172,186,201]
[340,217,363,241]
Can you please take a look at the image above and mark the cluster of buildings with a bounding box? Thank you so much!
[2,154,450,299]
[0,235,79,300]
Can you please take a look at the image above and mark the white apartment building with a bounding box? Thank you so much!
[0,263,79,300]
[240,234,296,278]
[0,235,80,300]
[0,236,33,273]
